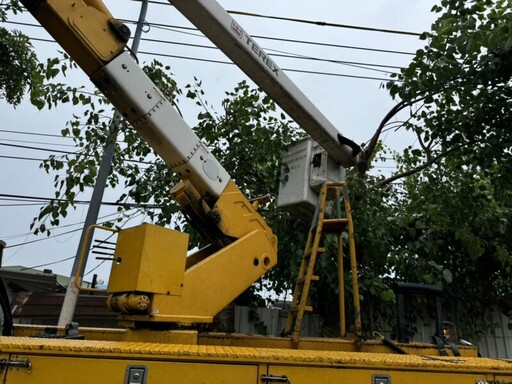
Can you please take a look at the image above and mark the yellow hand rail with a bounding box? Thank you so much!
[74,224,118,293]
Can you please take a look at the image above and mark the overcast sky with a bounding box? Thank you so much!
[0,0,438,283]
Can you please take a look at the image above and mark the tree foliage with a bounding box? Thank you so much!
[0,1,82,109]
[342,0,512,339]
[385,0,512,339]
[0,0,36,106]
[384,0,512,184]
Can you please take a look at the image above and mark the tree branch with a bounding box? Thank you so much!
[357,97,426,178]
[375,141,473,188]
[363,101,406,160]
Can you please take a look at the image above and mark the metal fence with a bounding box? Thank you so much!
[234,305,512,359]
[234,306,320,337]
[477,309,512,358]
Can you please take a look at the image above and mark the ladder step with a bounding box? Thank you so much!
[303,247,325,258]
[322,219,349,233]
[297,275,319,284]
[290,305,313,313]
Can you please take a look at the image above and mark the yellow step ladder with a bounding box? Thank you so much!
[284,182,362,344]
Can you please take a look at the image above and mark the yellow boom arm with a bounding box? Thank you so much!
[21,0,277,325]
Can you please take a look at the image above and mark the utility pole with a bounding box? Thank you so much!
[58,0,150,326]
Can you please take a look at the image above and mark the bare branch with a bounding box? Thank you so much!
[375,141,473,188]
[357,95,429,178]
[365,101,406,158]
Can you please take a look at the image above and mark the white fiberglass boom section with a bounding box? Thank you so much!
[92,51,230,198]
[171,0,361,167]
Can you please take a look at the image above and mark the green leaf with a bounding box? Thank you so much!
[381,290,396,302]
[442,269,453,283]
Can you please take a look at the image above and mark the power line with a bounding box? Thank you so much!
[0,154,50,162]
[5,211,146,270]
[3,19,406,80]
[1,211,129,241]
[228,10,422,37]
[3,210,137,249]
[0,129,72,139]
[0,142,81,155]
[122,18,416,56]
[6,18,414,58]
[21,35,397,82]
[14,2,423,38]
[96,19,405,71]
[0,129,130,148]
[84,259,107,277]
[5,228,83,249]
[19,256,76,271]
[0,142,396,174]
[133,35,403,72]
[255,35,414,56]
[0,141,155,166]
[142,21,415,56]
[129,0,423,37]
[136,49,394,81]
[0,193,163,209]
[20,221,139,273]
[0,202,46,207]
[0,138,77,148]
[279,66,392,81]
[266,48,403,70]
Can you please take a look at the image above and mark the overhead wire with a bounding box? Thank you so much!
[4,19,410,80]
[0,138,77,148]
[125,34,404,72]
[226,10,422,37]
[20,34,398,82]
[5,228,85,249]
[19,256,76,271]
[0,128,138,149]
[0,151,396,175]
[0,153,148,171]
[83,259,107,277]
[121,18,415,57]
[128,0,423,37]
[0,142,82,155]
[0,154,51,162]
[1,210,130,242]
[0,202,47,207]
[265,48,403,70]
[0,128,72,139]
[0,141,155,166]
[14,1,423,38]
[142,22,415,56]
[13,210,146,273]
[3,209,141,251]
[0,193,163,209]
[0,125,397,167]
[136,49,395,81]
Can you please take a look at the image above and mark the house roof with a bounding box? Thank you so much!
[0,266,90,293]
